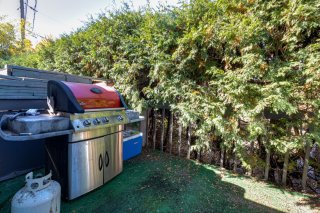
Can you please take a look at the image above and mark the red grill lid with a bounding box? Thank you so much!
[63,82,121,109]
[47,80,125,113]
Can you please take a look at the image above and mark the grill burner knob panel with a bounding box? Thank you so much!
[83,120,91,127]
[70,111,129,131]
[93,118,101,125]
[101,117,109,124]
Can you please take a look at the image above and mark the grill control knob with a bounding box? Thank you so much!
[117,115,123,121]
[101,117,109,124]
[93,118,101,125]
[83,120,91,127]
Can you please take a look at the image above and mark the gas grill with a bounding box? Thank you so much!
[0,80,142,200]
[43,80,133,200]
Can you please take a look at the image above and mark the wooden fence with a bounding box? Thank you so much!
[0,65,97,110]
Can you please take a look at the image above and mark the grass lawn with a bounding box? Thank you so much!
[0,150,319,213]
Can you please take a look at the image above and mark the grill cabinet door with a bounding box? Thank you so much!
[68,137,104,199]
[104,132,123,183]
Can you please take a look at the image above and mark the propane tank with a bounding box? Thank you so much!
[11,171,61,213]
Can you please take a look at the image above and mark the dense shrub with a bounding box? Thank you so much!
[3,0,320,190]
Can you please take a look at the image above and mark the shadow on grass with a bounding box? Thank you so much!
[222,169,311,198]
[264,182,306,196]
[1,150,284,213]
[64,150,281,213]
[295,195,320,210]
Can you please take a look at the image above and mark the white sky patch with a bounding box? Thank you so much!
[0,0,179,46]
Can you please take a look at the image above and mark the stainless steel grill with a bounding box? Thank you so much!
[44,81,133,200]
[0,80,141,200]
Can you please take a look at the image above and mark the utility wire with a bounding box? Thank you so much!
[26,28,45,39]
[32,0,37,30]
[17,0,45,43]
[25,0,38,31]
[36,10,66,27]
[24,0,28,19]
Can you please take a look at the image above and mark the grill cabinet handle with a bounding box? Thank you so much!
[105,151,109,167]
[99,154,103,171]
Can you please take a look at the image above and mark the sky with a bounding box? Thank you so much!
[0,0,179,45]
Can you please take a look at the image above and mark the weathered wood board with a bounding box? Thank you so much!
[0,65,106,110]
[4,65,92,83]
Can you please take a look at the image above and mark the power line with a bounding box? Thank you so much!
[36,10,66,26]
[32,0,37,30]
[18,0,38,44]
[25,0,38,31]
[26,28,45,39]
[24,0,28,20]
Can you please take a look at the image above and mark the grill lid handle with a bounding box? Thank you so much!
[90,87,102,94]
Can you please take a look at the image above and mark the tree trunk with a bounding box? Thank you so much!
[160,108,165,152]
[145,108,150,147]
[197,149,201,162]
[302,141,311,190]
[152,109,157,150]
[264,147,270,180]
[248,141,255,176]
[186,125,191,159]
[178,123,182,157]
[233,153,237,173]
[274,167,281,184]
[164,111,170,151]
[140,111,147,147]
[211,140,219,165]
[168,111,173,154]
[282,150,289,186]
[220,144,224,168]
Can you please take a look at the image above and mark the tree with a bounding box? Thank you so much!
[0,17,17,64]
[8,0,319,191]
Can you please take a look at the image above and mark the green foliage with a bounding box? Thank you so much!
[0,16,37,68]
[4,0,320,168]
[0,16,17,67]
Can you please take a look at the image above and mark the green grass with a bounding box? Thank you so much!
[0,150,318,213]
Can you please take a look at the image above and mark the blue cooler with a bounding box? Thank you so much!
[123,132,143,160]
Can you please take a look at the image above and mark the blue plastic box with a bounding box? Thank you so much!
[123,133,143,160]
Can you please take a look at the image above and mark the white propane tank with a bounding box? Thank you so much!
[11,171,61,213]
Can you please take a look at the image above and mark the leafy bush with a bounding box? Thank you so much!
[3,0,320,182]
